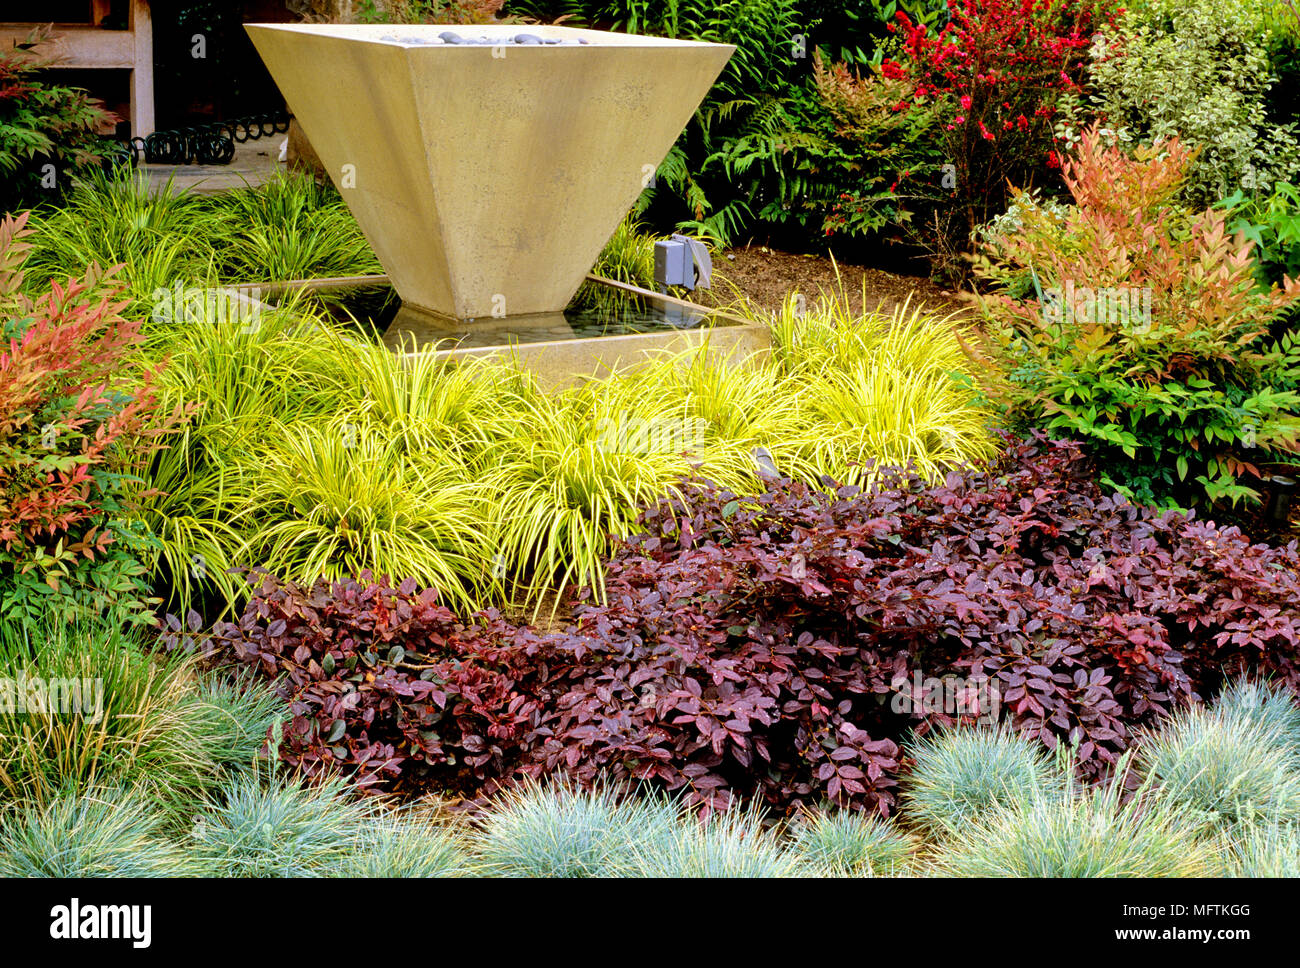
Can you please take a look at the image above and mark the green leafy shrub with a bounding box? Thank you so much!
[514,1,954,247]
[0,786,193,877]
[799,0,951,68]
[1225,181,1300,286]
[787,808,917,875]
[973,189,1074,301]
[0,212,186,626]
[1220,180,1300,331]
[1262,0,1300,125]
[1081,0,1300,206]
[975,126,1300,507]
[0,27,116,212]
[901,727,1066,838]
[811,52,945,240]
[470,780,682,877]
[1140,704,1300,831]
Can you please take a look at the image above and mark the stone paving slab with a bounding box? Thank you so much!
[141,141,286,194]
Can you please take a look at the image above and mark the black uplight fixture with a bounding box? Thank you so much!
[1266,474,1296,527]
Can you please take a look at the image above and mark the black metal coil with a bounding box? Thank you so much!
[119,110,290,166]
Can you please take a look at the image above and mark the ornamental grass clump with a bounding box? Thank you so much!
[178,674,285,778]
[238,413,493,615]
[333,809,470,878]
[0,618,278,815]
[628,801,809,878]
[191,771,375,878]
[474,377,703,613]
[209,169,380,286]
[1210,677,1300,769]
[19,168,215,308]
[1218,822,1300,877]
[767,291,999,487]
[349,340,515,457]
[8,160,1001,623]
[125,251,997,619]
[595,345,816,491]
[933,756,1215,877]
[786,808,918,876]
[21,168,378,311]
[901,726,1067,838]
[574,216,659,313]
[0,786,194,878]
[1139,703,1300,831]
[131,304,372,614]
[469,780,682,878]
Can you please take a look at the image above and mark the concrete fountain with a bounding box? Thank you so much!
[245,22,765,381]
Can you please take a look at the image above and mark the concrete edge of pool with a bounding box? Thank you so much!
[232,272,773,391]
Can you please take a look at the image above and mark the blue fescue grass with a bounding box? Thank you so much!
[901,725,1067,838]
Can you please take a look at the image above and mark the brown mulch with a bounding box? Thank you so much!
[688,244,973,319]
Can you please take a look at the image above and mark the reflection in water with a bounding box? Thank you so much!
[376,292,717,351]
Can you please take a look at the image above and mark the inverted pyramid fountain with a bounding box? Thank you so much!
[245,23,734,321]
